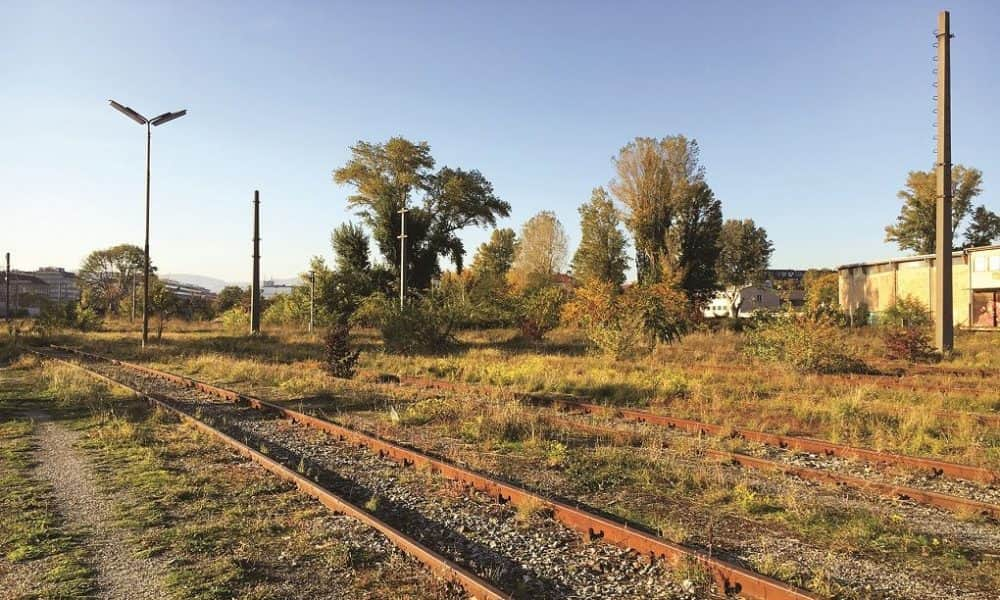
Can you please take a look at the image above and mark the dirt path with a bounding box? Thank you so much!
[30,414,167,600]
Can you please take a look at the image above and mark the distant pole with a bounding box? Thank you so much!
[131,271,137,322]
[142,122,151,349]
[250,190,262,335]
[398,206,407,309]
[934,10,954,352]
[4,253,10,323]
[308,270,315,334]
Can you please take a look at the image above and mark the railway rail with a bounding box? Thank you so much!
[37,346,820,600]
[360,370,998,486]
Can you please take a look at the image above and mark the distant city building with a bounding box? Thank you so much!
[160,279,216,300]
[704,272,807,319]
[1,272,51,316]
[30,267,80,303]
[838,244,1000,330]
[262,279,295,299]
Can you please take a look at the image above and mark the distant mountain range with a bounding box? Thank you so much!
[161,274,299,293]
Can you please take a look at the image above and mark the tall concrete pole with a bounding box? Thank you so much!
[4,252,10,323]
[251,190,262,335]
[398,206,408,309]
[308,270,315,334]
[934,10,954,352]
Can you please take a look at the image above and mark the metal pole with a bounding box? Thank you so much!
[935,10,954,352]
[309,271,315,333]
[398,206,407,309]
[142,123,151,348]
[250,190,262,335]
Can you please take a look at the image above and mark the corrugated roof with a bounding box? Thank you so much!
[837,244,1000,271]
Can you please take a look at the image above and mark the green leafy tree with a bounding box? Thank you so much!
[715,219,774,316]
[333,137,510,291]
[331,222,371,274]
[963,205,1000,248]
[609,135,722,304]
[571,188,629,286]
[884,166,982,254]
[78,244,150,315]
[215,285,248,313]
[470,228,518,278]
[509,211,568,291]
[804,270,839,313]
[148,278,178,339]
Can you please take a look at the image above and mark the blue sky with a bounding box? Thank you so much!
[3,1,998,282]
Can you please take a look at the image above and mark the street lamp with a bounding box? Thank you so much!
[109,100,186,349]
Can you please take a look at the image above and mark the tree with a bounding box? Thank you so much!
[609,135,722,303]
[715,219,774,316]
[470,228,518,278]
[884,166,982,254]
[804,269,839,313]
[571,188,629,286]
[148,278,178,339]
[215,285,248,313]
[963,205,1000,248]
[78,244,149,315]
[509,211,568,291]
[331,222,371,274]
[333,137,510,291]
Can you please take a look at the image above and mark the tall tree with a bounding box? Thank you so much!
[78,244,149,315]
[715,219,774,316]
[509,211,568,291]
[884,165,982,254]
[963,205,1000,248]
[470,228,518,278]
[609,135,722,303]
[571,187,629,286]
[333,137,510,291]
[331,222,371,274]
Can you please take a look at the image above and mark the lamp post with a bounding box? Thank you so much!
[109,100,186,349]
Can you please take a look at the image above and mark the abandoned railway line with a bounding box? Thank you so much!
[35,346,821,600]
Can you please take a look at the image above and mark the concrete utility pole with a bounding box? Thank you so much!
[308,270,315,334]
[131,271,137,322]
[4,253,10,323]
[935,10,954,352]
[398,206,408,309]
[251,191,262,335]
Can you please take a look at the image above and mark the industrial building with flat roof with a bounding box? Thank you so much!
[838,244,1000,329]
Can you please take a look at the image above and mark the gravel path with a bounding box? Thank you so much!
[30,413,167,600]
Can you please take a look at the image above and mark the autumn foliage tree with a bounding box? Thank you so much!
[715,218,773,316]
[78,244,149,315]
[508,211,568,292]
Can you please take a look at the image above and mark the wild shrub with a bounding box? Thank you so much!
[881,296,932,328]
[881,326,939,363]
[517,286,567,341]
[743,314,868,374]
[562,281,691,359]
[322,323,360,378]
[36,301,102,333]
[352,289,463,353]
[220,307,250,334]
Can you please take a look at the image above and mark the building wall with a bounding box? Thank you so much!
[838,250,987,328]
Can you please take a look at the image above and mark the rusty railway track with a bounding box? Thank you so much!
[546,415,998,519]
[31,349,507,600]
[42,345,820,600]
[360,369,998,486]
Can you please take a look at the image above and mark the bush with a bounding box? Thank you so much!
[220,307,250,334]
[36,301,102,333]
[563,281,691,359]
[881,326,939,363]
[743,314,868,374]
[517,286,567,341]
[353,289,464,354]
[881,296,932,329]
[322,323,361,378]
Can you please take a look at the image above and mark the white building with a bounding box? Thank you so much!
[704,285,783,318]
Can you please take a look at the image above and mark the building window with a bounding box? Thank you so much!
[974,257,988,272]
[991,256,1000,272]
[755,294,763,303]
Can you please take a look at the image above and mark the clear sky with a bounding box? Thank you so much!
[3,1,998,282]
